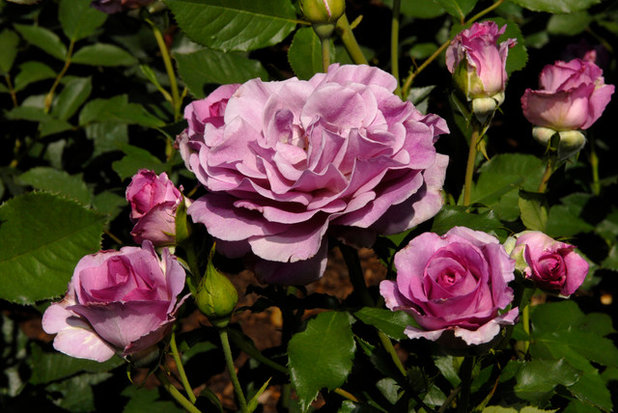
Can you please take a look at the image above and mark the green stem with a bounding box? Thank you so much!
[147,19,181,121]
[522,304,530,355]
[463,123,481,206]
[334,388,359,402]
[457,356,474,413]
[219,328,248,413]
[378,330,407,377]
[156,370,202,413]
[44,39,75,113]
[182,239,201,295]
[391,0,401,97]
[537,156,556,193]
[336,14,368,65]
[590,144,600,196]
[401,0,504,98]
[321,37,330,72]
[4,74,18,107]
[170,332,196,404]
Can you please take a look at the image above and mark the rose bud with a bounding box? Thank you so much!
[446,21,516,121]
[522,55,614,158]
[126,169,188,247]
[42,242,187,362]
[195,247,239,328]
[300,0,346,39]
[510,231,589,297]
[380,226,518,346]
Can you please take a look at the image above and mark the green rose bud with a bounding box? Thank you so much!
[532,127,586,160]
[195,246,238,328]
[300,0,345,24]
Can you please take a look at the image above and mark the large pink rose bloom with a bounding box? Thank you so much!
[177,64,449,284]
[42,242,186,362]
[126,169,186,246]
[510,231,588,297]
[446,21,516,101]
[380,227,518,346]
[521,56,614,131]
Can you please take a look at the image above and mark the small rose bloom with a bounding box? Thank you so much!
[380,227,518,346]
[177,64,449,284]
[126,169,185,246]
[91,0,154,14]
[446,21,516,115]
[521,57,614,132]
[510,231,588,297]
[42,242,186,362]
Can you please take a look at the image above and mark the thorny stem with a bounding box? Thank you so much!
[463,123,482,206]
[147,19,182,122]
[336,14,368,65]
[219,328,249,413]
[44,39,75,113]
[156,369,202,413]
[391,0,401,97]
[401,0,505,98]
[170,331,197,404]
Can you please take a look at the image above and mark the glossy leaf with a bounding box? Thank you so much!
[58,0,107,41]
[383,0,445,18]
[85,122,129,156]
[518,191,548,231]
[19,167,91,205]
[47,372,111,412]
[175,48,268,98]
[568,370,613,411]
[14,61,56,92]
[0,29,19,75]
[514,359,580,402]
[433,0,477,21]
[508,0,600,13]
[14,24,67,60]
[431,206,505,239]
[52,77,92,120]
[0,193,105,304]
[354,307,417,340]
[72,43,137,66]
[79,95,164,127]
[112,145,166,180]
[166,0,297,52]
[122,386,184,413]
[288,27,334,80]
[288,311,356,412]
[547,12,592,35]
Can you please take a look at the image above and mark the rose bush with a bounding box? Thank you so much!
[510,231,588,296]
[126,169,185,246]
[177,64,449,284]
[380,227,518,345]
[42,242,186,362]
[91,0,154,14]
[521,56,614,132]
[446,21,516,117]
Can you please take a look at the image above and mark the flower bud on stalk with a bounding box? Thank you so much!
[195,246,238,328]
[300,0,345,39]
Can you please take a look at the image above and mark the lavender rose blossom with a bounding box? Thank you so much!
[126,169,185,246]
[510,231,588,297]
[177,64,449,284]
[380,227,518,345]
[42,242,186,362]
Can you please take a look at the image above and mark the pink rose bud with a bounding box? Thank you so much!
[177,64,449,284]
[91,0,154,14]
[42,242,187,362]
[380,227,518,346]
[510,231,589,297]
[446,21,516,119]
[126,169,186,247]
[521,57,614,147]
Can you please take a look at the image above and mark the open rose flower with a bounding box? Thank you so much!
[42,242,186,362]
[446,21,516,118]
[177,64,449,284]
[126,169,186,246]
[91,0,154,14]
[380,227,518,345]
[510,231,588,297]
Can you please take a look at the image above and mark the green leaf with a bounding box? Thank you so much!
[0,29,19,75]
[546,204,594,238]
[112,145,165,180]
[409,43,439,60]
[79,95,165,127]
[166,0,297,52]
[0,192,105,304]
[72,43,137,66]
[433,0,477,21]
[491,18,528,75]
[14,61,57,92]
[39,118,74,137]
[354,307,417,340]
[52,77,92,120]
[508,0,600,13]
[58,0,107,41]
[122,386,185,413]
[91,191,126,221]
[601,244,618,272]
[518,191,548,231]
[383,0,445,18]
[85,122,129,157]
[175,48,268,98]
[431,206,505,238]
[288,311,356,412]
[47,372,111,412]
[5,105,51,122]
[14,24,67,61]
[29,343,123,385]
[514,359,580,402]
[547,12,592,35]
[288,27,333,80]
[19,167,91,205]
[564,399,603,413]
[568,370,613,411]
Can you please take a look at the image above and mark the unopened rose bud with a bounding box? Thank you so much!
[195,247,238,328]
[301,0,345,40]
[471,93,504,122]
[532,127,586,160]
